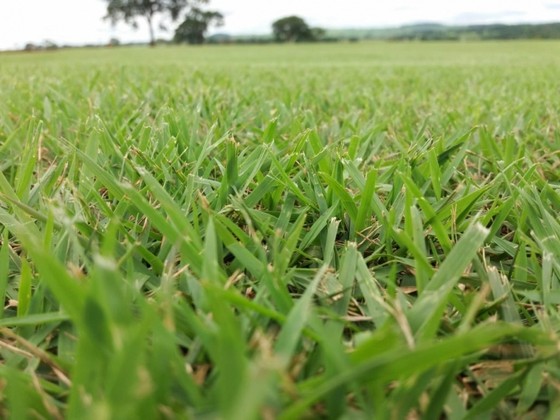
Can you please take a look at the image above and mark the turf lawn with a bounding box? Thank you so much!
[1,41,560,418]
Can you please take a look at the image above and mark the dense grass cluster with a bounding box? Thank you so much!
[1,42,560,418]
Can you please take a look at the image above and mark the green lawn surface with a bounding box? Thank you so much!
[1,41,560,418]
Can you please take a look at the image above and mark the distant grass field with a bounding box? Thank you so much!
[1,41,560,418]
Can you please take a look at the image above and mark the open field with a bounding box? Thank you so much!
[1,41,560,418]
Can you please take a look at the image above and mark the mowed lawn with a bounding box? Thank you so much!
[1,41,560,418]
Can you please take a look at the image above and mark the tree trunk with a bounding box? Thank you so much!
[147,14,156,47]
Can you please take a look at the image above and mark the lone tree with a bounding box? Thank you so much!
[272,16,315,42]
[104,0,212,46]
[174,8,223,44]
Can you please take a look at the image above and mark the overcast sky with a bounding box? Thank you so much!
[2,0,560,50]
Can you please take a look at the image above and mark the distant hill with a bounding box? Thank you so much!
[324,22,560,41]
[223,22,560,44]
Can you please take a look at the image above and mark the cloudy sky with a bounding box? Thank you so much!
[2,0,560,50]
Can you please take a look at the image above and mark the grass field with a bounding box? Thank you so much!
[1,41,560,418]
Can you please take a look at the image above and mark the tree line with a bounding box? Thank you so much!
[321,22,560,42]
[103,0,327,45]
[24,1,560,51]
[384,22,560,41]
[104,1,560,46]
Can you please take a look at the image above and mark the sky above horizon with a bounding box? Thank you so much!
[2,0,560,50]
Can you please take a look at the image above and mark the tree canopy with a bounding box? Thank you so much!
[272,16,324,43]
[174,8,223,44]
[104,0,211,46]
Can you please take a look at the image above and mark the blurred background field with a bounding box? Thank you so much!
[4,40,560,66]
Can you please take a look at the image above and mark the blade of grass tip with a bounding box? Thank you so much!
[202,217,225,284]
[147,311,205,408]
[427,148,442,200]
[192,126,226,174]
[305,168,329,215]
[216,139,239,208]
[486,266,523,324]
[237,144,269,188]
[484,194,516,239]
[342,157,366,190]
[274,193,296,234]
[103,314,156,416]
[0,193,55,226]
[282,322,531,419]
[16,258,32,317]
[511,241,529,283]
[322,217,340,268]
[81,295,113,356]
[332,242,358,322]
[445,388,469,420]
[15,122,42,203]
[276,211,307,275]
[355,254,389,328]
[42,210,55,249]
[3,366,33,420]
[298,204,337,252]
[0,312,70,327]
[439,131,472,184]
[275,265,326,367]
[457,278,491,334]
[542,252,553,309]
[424,362,461,420]
[464,371,524,420]
[267,151,314,208]
[401,175,453,253]
[0,232,9,319]
[516,363,545,415]
[0,209,85,321]
[119,181,204,273]
[0,170,29,214]
[321,172,358,229]
[228,360,277,420]
[0,119,27,156]
[392,368,438,419]
[68,142,203,270]
[214,209,295,310]
[307,130,332,174]
[205,287,249,416]
[132,164,200,243]
[442,187,491,228]
[403,177,415,239]
[411,205,430,294]
[409,222,489,339]
[205,283,321,342]
[390,227,433,278]
[316,243,361,418]
[244,175,277,208]
[355,169,377,234]
[226,137,239,188]
[213,214,266,280]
